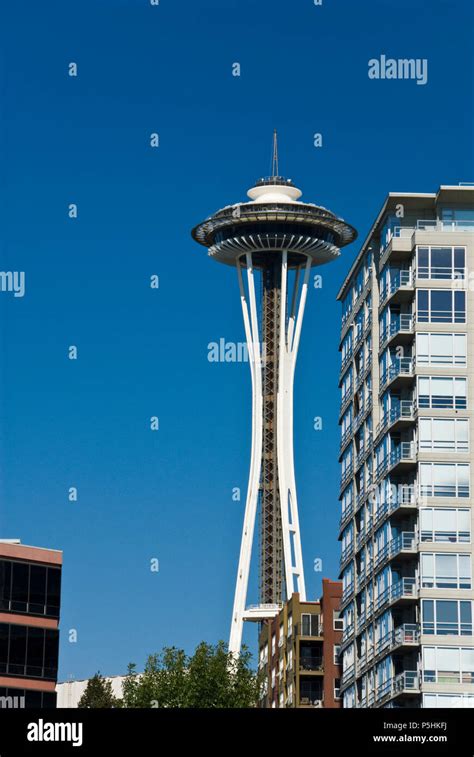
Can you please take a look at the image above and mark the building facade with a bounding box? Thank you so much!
[337,185,474,708]
[0,540,62,708]
[258,579,342,708]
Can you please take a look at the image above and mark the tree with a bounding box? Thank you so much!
[121,641,260,708]
[77,672,121,708]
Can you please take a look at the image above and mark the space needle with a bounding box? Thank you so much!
[192,133,357,654]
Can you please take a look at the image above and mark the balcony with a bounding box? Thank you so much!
[373,485,417,529]
[356,603,374,629]
[339,347,353,377]
[356,518,373,550]
[357,647,375,676]
[375,623,420,659]
[379,228,414,269]
[353,393,373,433]
[374,531,417,571]
[339,386,353,418]
[340,425,353,454]
[375,400,415,439]
[359,691,375,708]
[339,503,354,533]
[417,218,474,233]
[376,441,416,480]
[354,355,372,393]
[340,542,354,570]
[340,463,354,492]
[299,656,323,673]
[342,624,354,644]
[376,671,419,706]
[379,357,414,393]
[341,662,355,688]
[379,314,414,351]
[374,577,417,613]
[379,270,414,309]
[342,582,355,605]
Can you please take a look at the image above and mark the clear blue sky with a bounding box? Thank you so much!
[0,0,472,680]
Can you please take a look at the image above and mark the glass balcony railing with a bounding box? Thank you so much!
[379,270,414,306]
[376,400,415,437]
[375,577,417,612]
[375,624,420,657]
[379,315,414,349]
[374,531,416,570]
[376,441,415,479]
[417,219,474,232]
[373,485,416,528]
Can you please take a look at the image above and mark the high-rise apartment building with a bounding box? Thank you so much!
[0,539,62,708]
[337,185,474,708]
[258,579,343,708]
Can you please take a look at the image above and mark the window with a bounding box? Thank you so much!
[417,246,465,279]
[420,508,470,543]
[417,289,465,323]
[271,634,276,656]
[423,693,474,708]
[0,560,60,619]
[421,553,471,589]
[419,418,469,452]
[301,613,320,636]
[416,332,467,367]
[0,624,59,680]
[287,614,292,637]
[334,645,341,665]
[423,647,474,684]
[417,376,467,409]
[422,599,472,636]
[334,678,341,699]
[419,463,470,498]
[334,610,344,631]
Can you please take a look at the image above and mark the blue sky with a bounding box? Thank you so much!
[0,0,472,680]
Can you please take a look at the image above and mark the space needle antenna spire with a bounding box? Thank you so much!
[271,129,279,177]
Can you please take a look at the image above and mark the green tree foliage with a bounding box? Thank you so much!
[77,671,122,708]
[121,641,260,708]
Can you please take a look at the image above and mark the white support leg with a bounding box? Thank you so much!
[276,254,311,601]
[228,254,263,655]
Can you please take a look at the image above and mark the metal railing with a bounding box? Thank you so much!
[299,656,323,671]
[375,624,420,657]
[379,314,414,348]
[379,270,414,306]
[417,219,474,232]
[374,531,416,570]
[380,357,414,391]
[376,441,415,479]
[373,485,416,528]
[375,577,417,612]
[376,400,415,437]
